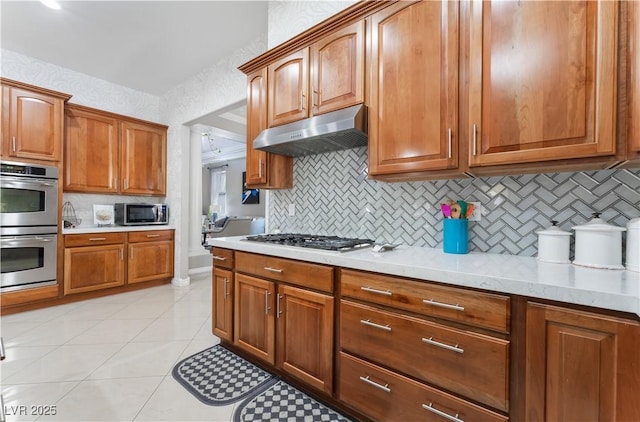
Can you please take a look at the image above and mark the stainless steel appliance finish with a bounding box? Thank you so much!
[244,233,374,252]
[252,104,367,157]
[1,160,59,292]
[0,160,59,227]
[114,203,169,226]
[0,228,58,292]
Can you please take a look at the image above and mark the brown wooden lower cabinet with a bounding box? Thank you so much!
[339,352,508,422]
[525,303,640,422]
[276,284,334,395]
[232,262,335,395]
[127,231,174,284]
[64,233,126,295]
[340,300,509,412]
[64,230,173,295]
[213,249,640,422]
[212,266,233,341]
[233,273,276,364]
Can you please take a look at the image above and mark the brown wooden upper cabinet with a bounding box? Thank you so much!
[1,78,71,163]
[467,0,618,168]
[64,104,168,196]
[65,105,119,193]
[267,20,365,128]
[628,0,640,164]
[368,1,460,179]
[121,120,166,195]
[311,20,365,116]
[245,68,293,189]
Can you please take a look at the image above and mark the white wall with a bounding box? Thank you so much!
[1,50,160,121]
[158,34,267,284]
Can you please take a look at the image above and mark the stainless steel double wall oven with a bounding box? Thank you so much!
[0,160,58,291]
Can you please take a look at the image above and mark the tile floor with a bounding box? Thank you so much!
[0,273,241,422]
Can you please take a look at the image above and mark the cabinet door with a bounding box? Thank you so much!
[212,267,233,341]
[268,49,309,127]
[368,0,459,176]
[127,240,174,284]
[234,273,275,365]
[245,68,293,189]
[276,284,334,394]
[64,106,119,193]
[6,86,64,162]
[525,303,640,422]
[468,0,618,167]
[629,0,640,159]
[64,245,125,294]
[311,20,364,116]
[121,120,167,195]
[246,68,269,186]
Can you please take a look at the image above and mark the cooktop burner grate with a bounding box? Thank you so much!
[244,233,375,252]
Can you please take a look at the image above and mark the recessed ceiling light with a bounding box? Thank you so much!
[40,0,61,10]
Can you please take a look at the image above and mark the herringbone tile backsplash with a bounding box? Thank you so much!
[269,147,640,256]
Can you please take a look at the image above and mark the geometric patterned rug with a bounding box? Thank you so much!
[233,380,354,422]
[173,345,355,421]
[172,344,278,406]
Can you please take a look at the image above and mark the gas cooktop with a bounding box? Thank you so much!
[244,233,375,252]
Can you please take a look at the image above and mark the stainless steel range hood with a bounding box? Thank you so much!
[252,104,367,157]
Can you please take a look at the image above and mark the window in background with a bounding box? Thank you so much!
[210,167,227,221]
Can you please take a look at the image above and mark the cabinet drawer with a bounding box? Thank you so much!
[339,352,508,422]
[127,230,174,243]
[64,232,126,247]
[340,300,509,412]
[212,247,234,269]
[236,252,334,293]
[341,269,510,333]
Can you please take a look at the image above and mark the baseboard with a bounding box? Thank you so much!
[172,276,190,287]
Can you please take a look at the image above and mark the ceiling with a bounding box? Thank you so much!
[0,0,267,164]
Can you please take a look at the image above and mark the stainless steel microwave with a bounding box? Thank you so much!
[114,203,168,226]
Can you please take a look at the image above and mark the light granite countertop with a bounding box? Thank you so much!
[62,225,175,234]
[211,235,640,318]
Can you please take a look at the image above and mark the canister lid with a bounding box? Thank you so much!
[536,220,572,236]
[572,213,626,232]
[627,217,640,230]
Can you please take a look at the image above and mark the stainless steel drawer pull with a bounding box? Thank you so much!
[89,237,107,241]
[447,128,452,159]
[264,291,271,315]
[361,286,392,296]
[277,294,283,318]
[422,337,464,354]
[0,337,5,360]
[472,123,477,156]
[422,403,464,422]
[264,266,283,273]
[359,375,391,393]
[360,319,392,332]
[223,278,229,298]
[423,299,464,312]
[212,255,227,261]
[146,234,161,238]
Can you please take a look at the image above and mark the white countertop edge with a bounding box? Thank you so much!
[62,225,175,234]
[211,236,640,318]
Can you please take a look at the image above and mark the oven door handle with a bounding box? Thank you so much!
[1,236,55,246]
[0,177,57,188]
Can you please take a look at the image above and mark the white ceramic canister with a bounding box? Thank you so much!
[572,213,626,270]
[536,220,572,264]
[626,217,640,272]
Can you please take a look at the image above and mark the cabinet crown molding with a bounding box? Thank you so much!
[238,0,393,75]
